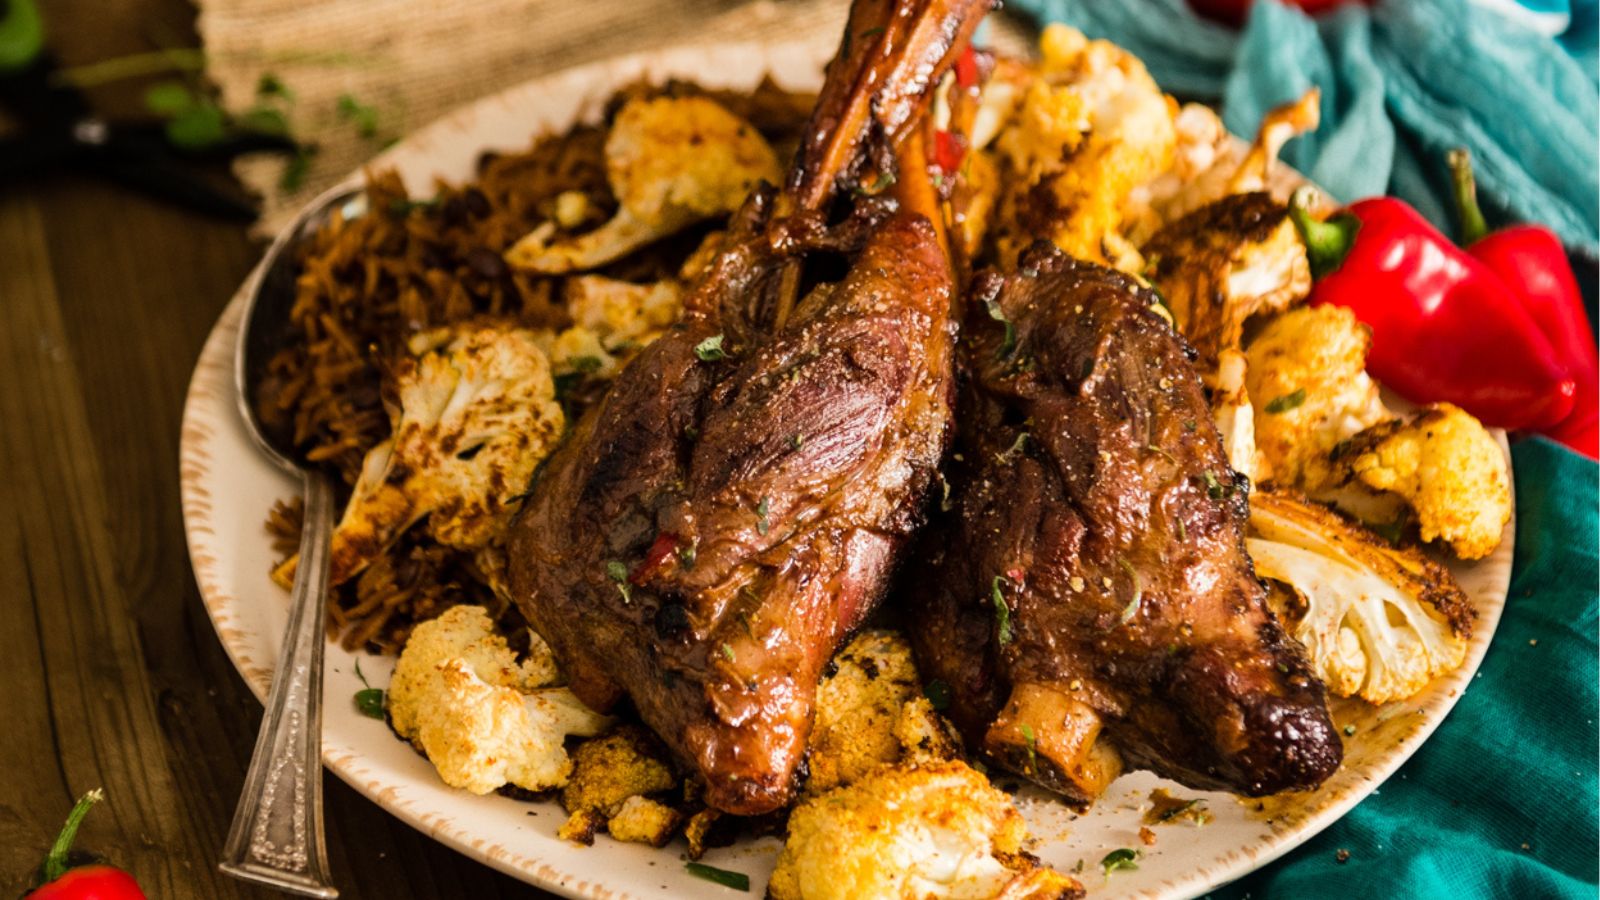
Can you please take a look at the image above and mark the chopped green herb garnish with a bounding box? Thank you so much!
[1073,859,1086,874]
[985,297,1017,358]
[1116,557,1142,624]
[1203,470,1228,500]
[355,688,385,719]
[685,862,750,892]
[694,334,727,362]
[1176,516,1187,542]
[721,643,735,662]
[1101,848,1141,874]
[352,659,384,719]
[336,92,379,138]
[854,169,897,196]
[755,496,771,535]
[1343,724,1357,736]
[1020,723,1038,771]
[677,542,697,569]
[924,679,952,710]
[991,575,1014,645]
[791,433,805,450]
[1264,388,1307,414]
[1182,419,1198,433]
[995,432,1029,464]
[280,146,316,192]
[1146,444,1177,465]
[257,72,292,100]
[605,560,632,603]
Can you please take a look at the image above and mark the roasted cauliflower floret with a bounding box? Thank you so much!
[808,630,964,796]
[809,630,924,794]
[1324,404,1512,560]
[1143,192,1311,369]
[558,724,679,845]
[989,24,1176,270]
[297,323,563,588]
[1247,492,1474,704]
[1245,305,1390,487]
[505,94,780,273]
[604,795,680,847]
[769,760,1083,900]
[387,606,609,795]
[1128,89,1321,243]
[1211,349,1263,483]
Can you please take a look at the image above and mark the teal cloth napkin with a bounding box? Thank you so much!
[1209,437,1599,897]
[1007,0,1600,255]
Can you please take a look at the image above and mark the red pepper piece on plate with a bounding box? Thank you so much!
[1289,186,1577,432]
[1448,148,1597,458]
[28,790,147,900]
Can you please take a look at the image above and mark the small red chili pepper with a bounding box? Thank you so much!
[932,129,965,174]
[954,44,979,90]
[1289,186,1577,431]
[28,790,147,900]
[631,532,681,585]
[1448,149,1598,458]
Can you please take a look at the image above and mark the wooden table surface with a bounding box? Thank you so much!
[0,1,562,896]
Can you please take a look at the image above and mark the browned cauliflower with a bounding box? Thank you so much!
[988,24,1177,270]
[286,323,563,588]
[505,94,779,273]
[386,606,609,795]
[1323,404,1512,560]
[768,759,1083,900]
[1143,191,1311,370]
[557,724,679,846]
[1244,305,1390,487]
[1248,492,1474,704]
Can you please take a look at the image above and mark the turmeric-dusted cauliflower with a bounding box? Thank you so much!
[768,760,1083,900]
[557,725,680,846]
[1247,492,1474,704]
[505,94,780,273]
[1244,305,1390,487]
[1324,404,1512,560]
[810,630,925,793]
[301,322,564,588]
[387,606,609,795]
[988,24,1176,270]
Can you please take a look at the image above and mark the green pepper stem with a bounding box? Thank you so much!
[43,789,104,882]
[1447,148,1489,245]
[1288,185,1361,279]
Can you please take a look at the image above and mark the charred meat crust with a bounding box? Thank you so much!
[909,243,1342,800]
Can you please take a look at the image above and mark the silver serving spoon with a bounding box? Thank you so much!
[220,186,365,899]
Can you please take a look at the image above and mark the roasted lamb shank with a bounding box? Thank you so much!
[908,245,1342,804]
[508,0,989,815]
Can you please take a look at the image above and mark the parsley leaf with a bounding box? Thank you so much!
[985,297,1017,359]
[1101,848,1141,874]
[992,575,1014,645]
[1264,388,1307,414]
[694,334,727,362]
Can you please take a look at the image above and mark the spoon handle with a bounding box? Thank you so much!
[220,470,339,898]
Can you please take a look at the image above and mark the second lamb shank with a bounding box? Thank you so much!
[908,245,1343,804]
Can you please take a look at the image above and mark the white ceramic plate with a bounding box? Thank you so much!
[179,39,1515,900]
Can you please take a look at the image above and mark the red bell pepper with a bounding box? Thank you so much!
[1289,186,1577,431]
[28,790,147,900]
[1448,149,1598,458]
